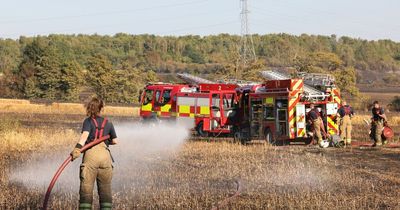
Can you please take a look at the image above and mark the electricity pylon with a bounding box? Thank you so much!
[237,0,256,78]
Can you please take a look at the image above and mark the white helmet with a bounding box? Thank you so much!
[319,140,329,148]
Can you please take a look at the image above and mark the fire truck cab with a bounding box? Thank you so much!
[234,78,341,144]
[139,83,191,122]
[175,84,238,137]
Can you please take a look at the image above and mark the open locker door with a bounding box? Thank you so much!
[296,104,306,137]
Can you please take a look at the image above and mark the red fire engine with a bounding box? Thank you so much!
[233,71,341,144]
[139,71,342,145]
[139,73,216,122]
[139,74,243,136]
[139,83,191,122]
[175,83,238,137]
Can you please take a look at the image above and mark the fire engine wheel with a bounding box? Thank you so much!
[264,128,275,145]
[196,121,209,137]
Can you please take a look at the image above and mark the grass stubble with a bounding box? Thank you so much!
[0,101,400,209]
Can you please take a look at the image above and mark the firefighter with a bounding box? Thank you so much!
[337,100,354,146]
[371,101,387,147]
[308,103,325,147]
[70,97,117,210]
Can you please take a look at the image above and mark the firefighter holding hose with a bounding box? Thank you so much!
[371,101,387,147]
[337,100,354,146]
[70,97,117,210]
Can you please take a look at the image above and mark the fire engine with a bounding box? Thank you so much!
[175,83,238,137]
[139,74,243,136]
[139,83,191,122]
[232,71,341,144]
[139,73,217,122]
[139,71,342,145]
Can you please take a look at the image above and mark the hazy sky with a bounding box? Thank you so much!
[0,0,399,41]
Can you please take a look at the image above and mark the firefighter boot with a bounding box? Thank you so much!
[79,203,92,210]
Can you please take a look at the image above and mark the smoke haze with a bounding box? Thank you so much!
[9,122,190,192]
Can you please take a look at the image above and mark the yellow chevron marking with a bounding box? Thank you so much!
[327,116,338,135]
[292,80,302,91]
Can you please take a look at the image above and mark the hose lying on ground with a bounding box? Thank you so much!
[42,135,110,210]
[211,180,242,210]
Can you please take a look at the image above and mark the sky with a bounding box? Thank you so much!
[0,0,399,41]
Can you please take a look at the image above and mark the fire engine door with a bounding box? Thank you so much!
[158,89,172,114]
[141,89,154,112]
[211,93,221,129]
[275,100,288,136]
[296,104,306,137]
[221,93,235,125]
[153,90,162,113]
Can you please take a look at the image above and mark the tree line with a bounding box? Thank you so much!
[0,33,399,103]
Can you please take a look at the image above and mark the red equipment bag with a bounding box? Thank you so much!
[383,126,394,139]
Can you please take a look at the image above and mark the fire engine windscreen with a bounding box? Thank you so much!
[9,122,190,191]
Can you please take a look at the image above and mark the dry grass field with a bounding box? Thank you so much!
[0,99,400,209]
[0,99,139,117]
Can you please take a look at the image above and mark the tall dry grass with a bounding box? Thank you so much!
[0,98,139,117]
[352,114,400,125]
[0,117,78,154]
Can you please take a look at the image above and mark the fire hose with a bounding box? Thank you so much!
[42,135,110,210]
[211,180,241,210]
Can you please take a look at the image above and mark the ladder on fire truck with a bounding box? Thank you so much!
[216,79,258,87]
[177,73,214,85]
[177,73,257,87]
[260,71,330,101]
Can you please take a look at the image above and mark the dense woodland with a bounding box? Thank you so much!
[0,33,399,103]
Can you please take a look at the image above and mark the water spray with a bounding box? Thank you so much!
[42,135,110,210]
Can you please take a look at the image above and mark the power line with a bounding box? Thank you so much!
[0,12,237,38]
[0,0,210,24]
